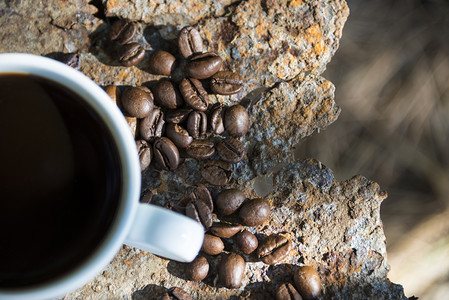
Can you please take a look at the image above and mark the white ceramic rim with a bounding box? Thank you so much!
[0,53,141,300]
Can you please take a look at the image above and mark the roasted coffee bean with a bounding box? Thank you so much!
[153,79,184,110]
[277,283,303,300]
[224,104,249,137]
[235,229,258,254]
[117,42,145,67]
[140,106,164,140]
[185,183,213,211]
[140,189,153,204]
[161,287,192,300]
[153,137,180,171]
[239,198,270,226]
[209,103,225,134]
[178,26,203,59]
[185,255,209,282]
[126,116,138,138]
[185,200,213,230]
[148,50,176,75]
[56,53,81,70]
[293,266,321,300]
[187,111,207,139]
[215,189,246,215]
[121,86,154,118]
[218,253,246,289]
[216,138,246,163]
[257,235,291,265]
[185,140,215,160]
[165,123,193,148]
[201,234,224,255]
[210,222,243,238]
[105,85,138,137]
[211,71,243,95]
[201,160,232,186]
[136,139,152,171]
[104,84,121,106]
[165,199,186,214]
[166,108,192,124]
[185,52,223,79]
[109,19,137,45]
[179,78,209,111]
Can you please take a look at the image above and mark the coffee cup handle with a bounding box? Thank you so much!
[124,203,204,262]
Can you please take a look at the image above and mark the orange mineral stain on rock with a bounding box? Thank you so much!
[314,40,328,56]
[304,24,323,44]
[202,29,213,43]
[303,24,329,57]
[289,0,303,6]
[107,0,127,11]
[116,70,134,82]
[318,79,333,91]
[191,2,205,13]
[299,106,313,124]
[255,20,268,40]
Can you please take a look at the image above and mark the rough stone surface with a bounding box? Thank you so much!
[247,75,341,175]
[0,0,99,54]
[102,0,347,85]
[103,0,239,25]
[0,0,409,299]
[61,160,408,300]
[268,160,406,299]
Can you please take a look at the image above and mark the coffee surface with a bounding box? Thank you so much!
[0,74,122,288]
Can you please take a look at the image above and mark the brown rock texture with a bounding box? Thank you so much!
[0,0,99,54]
[267,159,406,299]
[62,159,408,299]
[247,75,341,175]
[103,0,240,25]
[0,0,409,299]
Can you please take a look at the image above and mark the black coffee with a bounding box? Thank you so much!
[0,74,122,288]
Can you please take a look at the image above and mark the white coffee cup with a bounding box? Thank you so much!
[0,53,204,300]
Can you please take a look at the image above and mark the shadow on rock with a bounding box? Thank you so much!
[143,25,179,55]
[88,21,123,67]
[266,263,295,283]
[166,260,186,281]
[322,277,413,300]
[167,257,220,289]
[229,281,275,300]
[131,283,165,300]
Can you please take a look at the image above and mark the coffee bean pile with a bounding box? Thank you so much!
[181,185,293,290]
[104,20,249,188]
[56,19,322,300]
[105,21,320,299]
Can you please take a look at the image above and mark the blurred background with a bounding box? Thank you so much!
[296,0,449,298]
